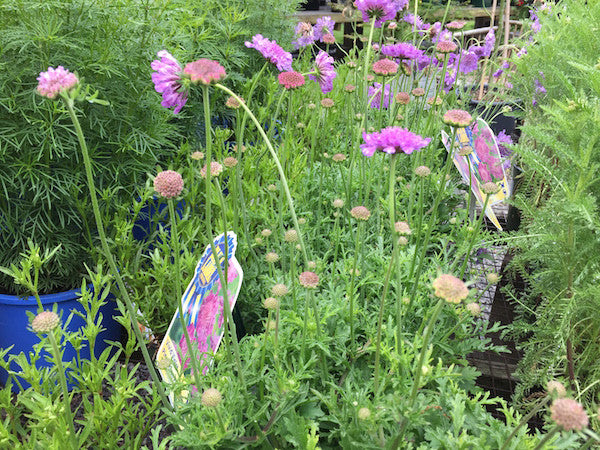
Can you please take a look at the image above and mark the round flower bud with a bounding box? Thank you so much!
[271,284,288,297]
[154,170,184,198]
[449,217,458,225]
[394,221,411,235]
[299,271,319,288]
[333,198,344,209]
[261,229,272,237]
[201,388,222,407]
[307,103,316,110]
[31,311,60,333]
[414,165,431,177]
[298,218,307,225]
[466,302,481,317]
[482,182,501,195]
[226,96,243,109]
[284,229,299,243]
[267,184,277,192]
[265,252,279,263]
[486,273,500,284]
[223,157,238,168]
[321,98,335,108]
[307,261,317,269]
[358,407,371,420]
[547,380,567,398]
[255,237,264,245]
[443,109,473,128]
[191,151,204,160]
[435,40,457,54]
[200,162,224,178]
[332,153,347,162]
[411,87,425,97]
[350,206,371,221]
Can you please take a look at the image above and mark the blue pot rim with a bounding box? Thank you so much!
[0,287,84,306]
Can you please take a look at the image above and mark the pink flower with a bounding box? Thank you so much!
[245,34,293,72]
[309,50,337,94]
[183,59,226,85]
[37,66,79,99]
[151,50,188,114]
[355,0,402,28]
[154,170,184,198]
[372,59,399,76]
[361,126,431,157]
[278,71,305,89]
[550,398,589,431]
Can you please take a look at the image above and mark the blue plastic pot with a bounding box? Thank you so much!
[0,287,121,391]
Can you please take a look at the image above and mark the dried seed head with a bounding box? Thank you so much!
[223,157,238,168]
[466,302,481,317]
[298,271,319,288]
[350,206,371,221]
[31,311,60,333]
[482,182,501,195]
[486,273,500,284]
[284,229,299,243]
[265,252,280,263]
[414,165,431,177]
[263,297,280,310]
[271,284,288,297]
[201,388,222,407]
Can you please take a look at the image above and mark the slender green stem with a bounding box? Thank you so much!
[348,222,363,345]
[64,97,171,410]
[499,396,550,450]
[459,192,492,278]
[258,310,272,401]
[215,84,309,266]
[532,426,559,450]
[48,331,77,448]
[169,200,204,392]
[390,298,446,449]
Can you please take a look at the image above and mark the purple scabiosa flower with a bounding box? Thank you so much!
[368,83,392,109]
[530,10,541,34]
[309,50,337,94]
[458,50,479,74]
[151,50,188,114]
[402,12,424,30]
[245,34,293,72]
[355,0,399,28]
[183,59,226,85]
[361,126,431,157]
[37,66,79,99]
[292,22,315,49]
[496,130,513,167]
[381,42,423,60]
[314,16,335,42]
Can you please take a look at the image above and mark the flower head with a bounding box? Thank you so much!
[466,302,481,317]
[151,51,188,114]
[358,407,372,420]
[395,92,410,105]
[200,161,224,178]
[482,182,500,195]
[350,206,371,220]
[284,229,299,243]
[321,98,335,108]
[446,20,466,31]
[361,127,431,157]
[547,380,567,398]
[415,165,431,177]
[191,151,204,160]
[355,0,401,28]
[245,34,293,72]
[333,198,344,209]
[293,22,315,49]
[432,274,469,303]
[183,59,226,84]
[154,170,184,198]
[315,16,336,42]
[435,40,457,54]
[372,59,399,76]
[226,96,243,109]
[223,157,238,168]
[31,311,60,333]
[265,252,280,263]
[332,153,347,162]
[368,83,392,109]
[201,388,222,407]
[299,271,320,288]
[278,71,305,89]
[550,398,588,431]
[271,284,289,297]
[381,42,423,60]
[322,33,336,44]
[37,66,78,99]
[394,221,411,235]
[443,109,473,128]
[309,50,337,94]
[263,297,280,310]
[411,87,425,97]
[345,84,357,93]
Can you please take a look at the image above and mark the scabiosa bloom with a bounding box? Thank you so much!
[368,83,391,109]
[321,98,335,108]
[466,302,481,317]
[402,12,424,30]
[245,34,293,72]
[446,20,466,31]
[361,126,431,157]
[381,42,423,60]
[547,380,567,398]
[443,109,472,128]
[332,153,347,162]
[191,151,204,160]
[322,33,336,44]
[411,87,425,97]
[293,22,315,49]
[201,388,222,407]
[223,157,238,168]
[372,58,399,76]
[458,50,480,74]
[350,206,371,220]
[226,96,243,109]
[278,71,305,89]
[432,274,469,304]
[299,271,320,288]
[550,398,589,431]
[355,0,399,28]
[31,311,60,333]
[263,297,280,310]
[309,50,337,94]
[183,59,226,84]
[284,229,299,243]
[415,165,431,177]
[265,252,280,263]
[37,66,78,99]
[394,221,411,235]
[200,161,224,178]
[395,92,410,105]
[482,182,500,195]
[314,16,336,41]
[271,283,288,297]
[435,40,457,54]
[154,170,184,198]
[345,84,356,93]
[151,51,188,114]
[333,198,344,208]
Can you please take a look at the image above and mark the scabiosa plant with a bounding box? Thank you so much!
[183,59,226,85]
[433,274,469,304]
[368,83,392,109]
[381,42,423,60]
[309,50,337,94]
[36,66,79,99]
[372,59,399,76]
[292,22,315,49]
[151,50,188,114]
[245,34,293,72]
[278,71,305,89]
[314,16,335,42]
[361,127,431,157]
[442,109,473,128]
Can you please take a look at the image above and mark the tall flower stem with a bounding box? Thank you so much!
[390,298,446,449]
[168,199,204,392]
[202,86,245,386]
[532,426,559,450]
[215,84,309,266]
[48,331,77,448]
[348,222,363,345]
[64,98,171,411]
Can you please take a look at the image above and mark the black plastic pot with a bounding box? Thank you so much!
[299,0,320,11]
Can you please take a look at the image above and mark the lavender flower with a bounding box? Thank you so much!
[355,0,400,28]
[381,42,423,60]
[314,16,335,42]
[458,50,479,74]
[368,83,391,109]
[309,50,337,94]
[402,12,424,30]
[293,22,315,49]
[361,126,431,157]
[245,34,293,72]
[151,50,188,114]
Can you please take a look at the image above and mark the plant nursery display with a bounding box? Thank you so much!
[1,0,600,448]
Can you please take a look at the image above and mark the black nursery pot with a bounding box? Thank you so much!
[468,97,522,138]
[299,0,320,10]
